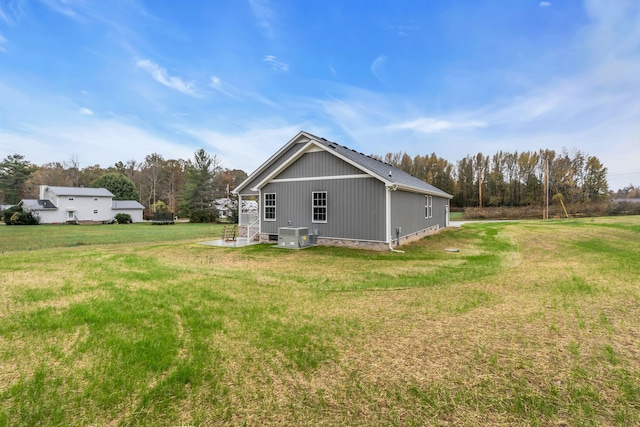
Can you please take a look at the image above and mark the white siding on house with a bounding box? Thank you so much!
[23,186,145,224]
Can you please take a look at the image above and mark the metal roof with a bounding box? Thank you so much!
[306,132,452,198]
[236,131,452,198]
[45,186,114,197]
[112,200,145,209]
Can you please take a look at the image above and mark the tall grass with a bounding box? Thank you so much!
[1,217,639,425]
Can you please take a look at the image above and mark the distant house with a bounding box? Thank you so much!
[20,185,145,224]
[233,131,453,250]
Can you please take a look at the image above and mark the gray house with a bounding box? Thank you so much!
[234,131,453,250]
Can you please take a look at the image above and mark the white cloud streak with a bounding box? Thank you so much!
[39,0,83,21]
[79,107,93,115]
[209,75,239,99]
[263,55,289,72]
[390,118,487,133]
[370,55,388,84]
[135,59,198,96]
[539,2,551,7]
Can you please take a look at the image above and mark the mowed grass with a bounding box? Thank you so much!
[1,218,639,426]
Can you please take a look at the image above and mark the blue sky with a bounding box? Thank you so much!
[0,0,639,190]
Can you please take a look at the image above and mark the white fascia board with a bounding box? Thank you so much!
[233,131,312,194]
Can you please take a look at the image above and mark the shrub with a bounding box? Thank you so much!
[114,213,132,224]
[189,209,216,223]
[2,206,39,225]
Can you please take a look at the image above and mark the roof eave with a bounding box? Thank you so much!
[389,183,454,199]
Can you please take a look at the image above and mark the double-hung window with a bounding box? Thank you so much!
[312,191,327,223]
[264,193,276,221]
[425,195,433,219]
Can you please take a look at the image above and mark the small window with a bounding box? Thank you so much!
[425,195,433,219]
[312,191,327,223]
[94,197,98,201]
[68,197,74,201]
[93,210,98,214]
[67,211,74,220]
[264,193,276,221]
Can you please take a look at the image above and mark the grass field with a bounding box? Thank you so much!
[1,218,639,426]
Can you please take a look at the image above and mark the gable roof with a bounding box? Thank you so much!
[45,186,114,197]
[235,131,452,198]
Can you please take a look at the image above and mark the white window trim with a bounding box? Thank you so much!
[264,193,276,221]
[312,191,328,223]
[425,195,433,219]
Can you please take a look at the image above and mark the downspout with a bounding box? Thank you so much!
[386,185,404,253]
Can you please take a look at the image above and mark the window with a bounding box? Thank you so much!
[93,210,98,214]
[94,197,98,201]
[67,211,74,220]
[425,195,433,219]
[68,197,74,201]
[312,191,327,223]
[264,193,276,221]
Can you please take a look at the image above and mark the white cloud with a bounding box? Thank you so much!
[539,2,551,7]
[390,24,419,37]
[135,59,198,96]
[370,55,388,83]
[0,6,8,24]
[179,123,311,173]
[249,0,276,39]
[263,55,289,72]
[39,0,83,21]
[79,107,93,115]
[0,120,195,169]
[390,117,487,133]
[208,75,277,107]
[0,33,6,53]
[209,75,238,99]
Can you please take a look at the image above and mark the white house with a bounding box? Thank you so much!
[19,185,145,224]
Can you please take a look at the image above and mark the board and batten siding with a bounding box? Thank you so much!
[261,177,387,242]
[390,190,448,238]
[274,151,366,180]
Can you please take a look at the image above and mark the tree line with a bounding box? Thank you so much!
[375,148,610,208]
[0,146,628,222]
[0,150,247,222]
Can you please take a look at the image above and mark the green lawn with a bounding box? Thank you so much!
[1,218,639,425]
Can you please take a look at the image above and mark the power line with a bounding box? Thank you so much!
[608,172,640,176]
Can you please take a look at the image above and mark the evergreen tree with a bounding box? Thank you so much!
[180,149,221,222]
[0,154,37,204]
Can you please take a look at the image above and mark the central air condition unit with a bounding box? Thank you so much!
[278,226,310,249]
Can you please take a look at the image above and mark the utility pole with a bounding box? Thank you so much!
[478,168,483,213]
[543,158,549,220]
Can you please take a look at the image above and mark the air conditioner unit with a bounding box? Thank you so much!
[278,226,310,249]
